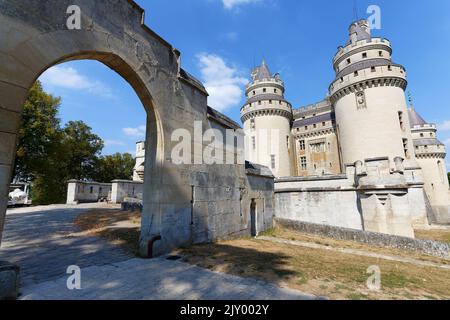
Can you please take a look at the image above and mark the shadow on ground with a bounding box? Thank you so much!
[0,205,133,287]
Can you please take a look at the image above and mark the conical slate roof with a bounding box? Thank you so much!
[408,108,427,127]
[348,20,372,43]
[252,60,272,81]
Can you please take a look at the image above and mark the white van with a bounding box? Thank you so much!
[8,183,32,207]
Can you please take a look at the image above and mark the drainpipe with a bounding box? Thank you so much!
[146,235,162,259]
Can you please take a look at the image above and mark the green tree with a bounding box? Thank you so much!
[448,172,450,185]
[14,81,61,182]
[94,153,135,183]
[14,82,107,204]
[59,121,104,181]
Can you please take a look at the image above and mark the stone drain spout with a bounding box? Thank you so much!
[146,236,162,259]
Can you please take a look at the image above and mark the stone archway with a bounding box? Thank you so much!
[0,0,227,256]
[0,0,272,262]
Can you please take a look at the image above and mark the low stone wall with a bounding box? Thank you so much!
[111,180,143,204]
[275,218,450,259]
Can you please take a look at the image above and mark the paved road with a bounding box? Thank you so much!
[20,257,316,300]
[0,204,316,300]
[0,204,133,288]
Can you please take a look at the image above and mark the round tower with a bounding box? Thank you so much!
[329,20,416,168]
[133,141,145,182]
[240,61,293,177]
[409,107,450,222]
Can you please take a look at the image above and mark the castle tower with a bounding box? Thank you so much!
[133,141,145,182]
[241,61,293,177]
[409,107,450,223]
[329,20,416,169]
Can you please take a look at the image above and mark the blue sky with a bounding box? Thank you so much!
[38,0,450,168]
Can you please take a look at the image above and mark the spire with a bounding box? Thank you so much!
[353,0,359,21]
[408,108,427,127]
[348,19,372,44]
[251,60,272,81]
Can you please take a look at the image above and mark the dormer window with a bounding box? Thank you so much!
[354,71,359,76]
[371,66,376,72]
[362,52,367,58]
[263,88,267,93]
[379,51,383,57]
[388,65,392,71]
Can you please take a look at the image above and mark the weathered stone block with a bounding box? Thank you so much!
[0,262,20,300]
[0,108,21,134]
[0,81,28,113]
[0,132,17,166]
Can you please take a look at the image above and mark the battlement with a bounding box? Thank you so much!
[329,64,407,97]
[334,38,391,62]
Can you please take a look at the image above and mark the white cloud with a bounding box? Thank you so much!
[225,32,238,41]
[122,125,146,139]
[40,65,114,99]
[438,120,450,131]
[444,138,450,147]
[222,0,261,10]
[104,139,125,147]
[197,53,248,112]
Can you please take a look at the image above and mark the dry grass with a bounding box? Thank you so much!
[415,229,450,245]
[179,237,450,300]
[72,210,450,300]
[74,209,141,255]
[264,228,450,266]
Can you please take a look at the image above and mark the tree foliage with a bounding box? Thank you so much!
[94,153,135,183]
[448,172,450,185]
[14,81,135,205]
[14,81,61,182]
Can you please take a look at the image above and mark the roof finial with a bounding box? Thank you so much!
[407,91,414,109]
[353,0,359,21]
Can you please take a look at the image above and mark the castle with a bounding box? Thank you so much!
[134,19,450,237]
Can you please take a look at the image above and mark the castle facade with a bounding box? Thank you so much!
[241,20,450,230]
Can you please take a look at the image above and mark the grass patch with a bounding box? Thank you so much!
[180,235,450,300]
[415,229,450,245]
[73,208,141,255]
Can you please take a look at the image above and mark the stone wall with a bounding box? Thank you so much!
[66,180,112,205]
[274,158,430,238]
[275,218,450,259]
[110,180,144,204]
[274,175,363,230]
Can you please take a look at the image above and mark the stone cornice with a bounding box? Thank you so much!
[415,153,446,159]
[293,127,336,138]
[330,76,407,104]
[241,108,293,122]
[245,82,285,95]
[334,43,393,68]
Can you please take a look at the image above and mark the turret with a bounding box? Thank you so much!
[133,141,145,182]
[409,107,450,223]
[241,61,293,177]
[329,19,416,169]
